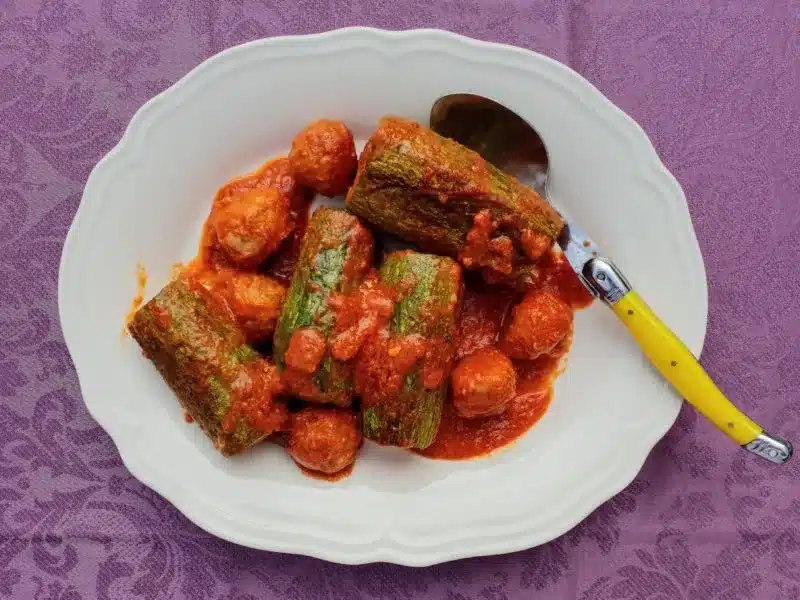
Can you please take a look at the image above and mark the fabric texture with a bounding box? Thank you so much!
[1,1,798,598]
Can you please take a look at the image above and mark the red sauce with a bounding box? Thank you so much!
[355,332,427,408]
[340,224,376,288]
[263,202,309,283]
[280,369,322,404]
[459,210,514,277]
[539,250,594,309]
[520,229,551,261]
[184,413,194,423]
[221,361,286,435]
[515,331,571,394]
[421,337,453,389]
[455,285,515,360]
[284,328,327,374]
[418,388,552,460]
[329,274,395,362]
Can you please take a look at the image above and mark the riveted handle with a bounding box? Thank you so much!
[611,290,792,464]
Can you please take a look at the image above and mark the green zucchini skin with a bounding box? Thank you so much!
[273,207,374,406]
[359,251,463,449]
[346,117,563,288]
[128,277,283,456]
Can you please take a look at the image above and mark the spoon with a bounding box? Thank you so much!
[430,93,792,464]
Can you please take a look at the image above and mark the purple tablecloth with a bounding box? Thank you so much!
[2,1,798,598]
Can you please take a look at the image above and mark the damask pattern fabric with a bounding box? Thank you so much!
[0,1,798,598]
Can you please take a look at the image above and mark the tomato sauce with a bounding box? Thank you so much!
[454,283,516,360]
[459,209,514,277]
[329,274,396,361]
[355,332,427,408]
[422,249,588,460]
[539,250,594,309]
[284,328,327,374]
[418,388,553,460]
[220,361,287,435]
[262,202,309,283]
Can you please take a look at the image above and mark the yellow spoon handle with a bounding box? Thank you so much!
[611,290,791,463]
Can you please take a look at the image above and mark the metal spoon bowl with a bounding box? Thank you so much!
[430,93,550,196]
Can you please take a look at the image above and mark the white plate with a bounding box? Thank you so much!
[58,28,707,566]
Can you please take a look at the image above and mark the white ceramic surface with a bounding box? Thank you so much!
[58,28,707,566]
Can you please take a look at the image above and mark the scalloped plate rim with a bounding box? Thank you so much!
[58,27,708,566]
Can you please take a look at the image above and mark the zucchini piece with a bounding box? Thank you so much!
[357,251,463,448]
[128,277,286,456]
[273,207,374,406]
[346,116,563,287]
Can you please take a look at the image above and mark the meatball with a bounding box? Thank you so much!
[214,157,308,213]
[500,288,572,360]
[192,269,286,345]
[287,408,361,474]
[224,272,286,344]
[210,187,292,267]
[451,347,517,418]
[289,119,357,197]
